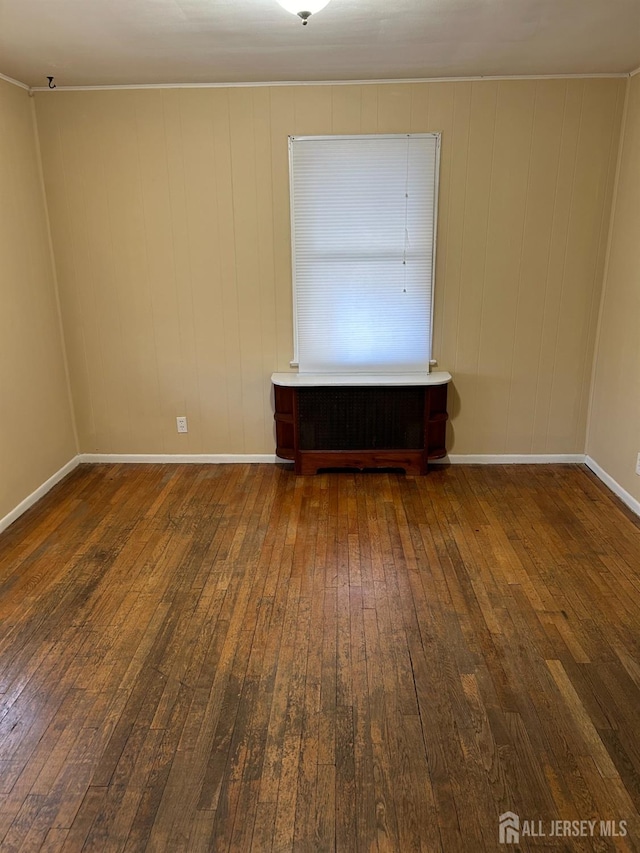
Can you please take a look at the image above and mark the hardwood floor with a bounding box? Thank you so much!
[0,463,640,852]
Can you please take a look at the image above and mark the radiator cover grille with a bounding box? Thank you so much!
[297,386,425,451]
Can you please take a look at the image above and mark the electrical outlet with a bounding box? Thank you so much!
[636,452,640,476]
[176,416,188,434]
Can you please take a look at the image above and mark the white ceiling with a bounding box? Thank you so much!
[0,0,639,89]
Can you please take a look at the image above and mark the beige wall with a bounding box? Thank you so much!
[588,74,640,501]
[34,79,624,455]
[0,79,77,523]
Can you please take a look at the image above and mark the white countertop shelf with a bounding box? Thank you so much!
[271,371,451,387]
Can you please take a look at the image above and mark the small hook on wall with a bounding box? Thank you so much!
[47,76,56,89]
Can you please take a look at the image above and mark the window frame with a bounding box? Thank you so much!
[287,132,442,372]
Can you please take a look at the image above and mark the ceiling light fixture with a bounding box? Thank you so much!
[276,0,331,25]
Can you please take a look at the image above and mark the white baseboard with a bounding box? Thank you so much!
[431,453,586,464]
[78,453,280,464]
[2,453,637,538]
[78,452,587,466]
[0,456,80,536]
[585,456,640,518]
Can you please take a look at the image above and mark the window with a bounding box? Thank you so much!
[289,133,440,374]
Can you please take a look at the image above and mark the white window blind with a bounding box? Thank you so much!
[289,133,440,374]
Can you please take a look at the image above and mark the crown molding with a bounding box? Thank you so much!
[630,65,640,78]
[29,71,628,93]
[0,71,29,91]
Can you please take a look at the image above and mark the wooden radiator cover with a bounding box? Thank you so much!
[273,381,448,475]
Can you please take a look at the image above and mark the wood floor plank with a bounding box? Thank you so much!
[0,463,640,850]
